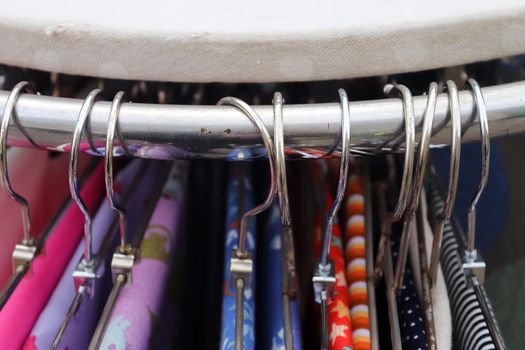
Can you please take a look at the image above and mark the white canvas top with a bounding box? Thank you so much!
[1,0,525,82]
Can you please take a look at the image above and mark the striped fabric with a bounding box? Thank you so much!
[427,181,497,350]
[343,174,371,350]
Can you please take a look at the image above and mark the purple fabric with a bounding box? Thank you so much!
[25,160,159,350]
[99,162,187,350]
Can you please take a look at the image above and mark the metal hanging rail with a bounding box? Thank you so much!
[1,81,524,160]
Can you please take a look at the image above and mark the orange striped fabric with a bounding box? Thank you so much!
[343,174,371,350]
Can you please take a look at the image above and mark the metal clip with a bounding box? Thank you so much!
[111,245,139,285]
[230,250,253,288]
[312,260,336,304]
[12,242,38,273]
[463,251,486,285]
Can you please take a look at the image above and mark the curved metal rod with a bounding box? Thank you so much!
[273,92,297,350]
[217,97,277,256]
[464,78,490,258]
[0,81,36,244]
[384,84,416,222]
[69,88,102,265]
[428,80,462,285]
[320,89,352,266]
[393,82,438,291]
[105,91,130,252]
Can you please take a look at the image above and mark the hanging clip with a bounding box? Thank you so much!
[462,78,490,284]
[313,89,351,350]
[70,89,104,293]
[105,91,138,285]
[218,96,277,350]
[0,82,39,273]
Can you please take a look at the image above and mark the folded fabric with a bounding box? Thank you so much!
[24,160,159,350]
[259,202,302,350]
[220,164,256,350]
[313,193,354,350]
[99,162,188,350]
[0,162,105,350]
[0,149,90,288]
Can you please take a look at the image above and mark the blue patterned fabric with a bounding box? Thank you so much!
[220,164,256,350]
[391,223,429,350]
[259,203,302,350]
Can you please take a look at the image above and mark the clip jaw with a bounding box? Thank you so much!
[230,250,253,288]
[463,249,486,285]
[12,239,38,273]
[312,260,336,304]
[111,245,139,286]
[72,257,104,296]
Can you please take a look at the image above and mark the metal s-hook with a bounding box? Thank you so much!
[69,89,103,286]
[0,81,38,271]
[217,96,277,350]
[372,84,416,283]
[69,89,102,267]
[106,91,136,285]
[462,78,490,283]
[272,92,297,350]
[393,82,438,291]
[428,80,462,286]
[312,89,351,350]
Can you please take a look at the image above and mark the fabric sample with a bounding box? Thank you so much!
[24,160,159,350]
[427,180,498,350]
[390,224,429,350]
[0,162,105,350]
[220,164,256,350]
[343,174,371,350]
[313,193,354,350]
[259,202,302,350]
[98,162,188,350]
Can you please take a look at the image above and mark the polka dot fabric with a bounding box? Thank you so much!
[313,193,354,350]
[343,174,371,350]
[391,223,429,350]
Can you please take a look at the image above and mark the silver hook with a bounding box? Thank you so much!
[372,84,415,283]
[384,84,416,221]
[105,91,137,285]
[0,81,39,271]
[272,92,297,350]
[69,89,102,267]
[393,82,438,291]
[428,80,462,285]
[105,91,129,252]
[312,89,351,350]
[462,78,490,283]
[217,96,276,350]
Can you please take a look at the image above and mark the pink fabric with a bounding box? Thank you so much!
[0,149,91,288]
[0,162,105,350]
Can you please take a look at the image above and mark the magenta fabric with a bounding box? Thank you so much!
[99,162,187,350]
[0,162,105,350]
